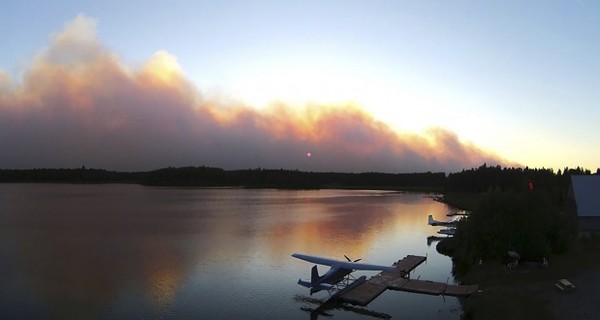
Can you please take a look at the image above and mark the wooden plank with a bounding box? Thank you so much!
[444,284,479,296]
[393,255,427,274]
[387,277,410,289]
[397,279,447,295]
[339,282,388,306]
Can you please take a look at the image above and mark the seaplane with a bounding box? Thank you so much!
[291,253,394,295]
[428,214,458,227]
[437,227,456,236]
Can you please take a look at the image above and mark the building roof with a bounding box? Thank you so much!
[570,175,600,217]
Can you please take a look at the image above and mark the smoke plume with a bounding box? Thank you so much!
[0,14,512,172]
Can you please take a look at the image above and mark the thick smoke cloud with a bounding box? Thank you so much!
[0,15,511,172]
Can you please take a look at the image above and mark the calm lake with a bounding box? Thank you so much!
[0,184,461,319]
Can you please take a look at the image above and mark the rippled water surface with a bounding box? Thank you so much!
[0,184,461,319]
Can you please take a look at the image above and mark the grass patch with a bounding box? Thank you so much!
[463,289,554,320]
[459,236,600,320]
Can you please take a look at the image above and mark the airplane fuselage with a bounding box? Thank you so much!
[320,266,353,285]
[428,214,457,227]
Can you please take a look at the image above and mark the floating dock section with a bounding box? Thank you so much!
[339,255,479,306]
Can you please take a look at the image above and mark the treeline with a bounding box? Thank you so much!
[446,163,595,194]
[0,168,137,183]
[2,164,595,192]
[440,164,597,271]
[117,167,447,190]
[0,166,447,190]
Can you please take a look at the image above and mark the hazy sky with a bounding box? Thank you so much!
[1,1,599,172]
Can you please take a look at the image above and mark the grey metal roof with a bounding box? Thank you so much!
[571,175,600,217]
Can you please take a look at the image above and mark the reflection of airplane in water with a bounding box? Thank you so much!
[296,295,391,320]
[291,253,393,295]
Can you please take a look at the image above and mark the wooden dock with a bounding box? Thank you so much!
[338,255,479,306]
[391,255,427,275]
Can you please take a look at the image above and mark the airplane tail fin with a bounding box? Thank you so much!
[428,214,435,226]
[297,265,333,294]
[298,265,321,288]
[297,265,321,289]
[311,265,320,284]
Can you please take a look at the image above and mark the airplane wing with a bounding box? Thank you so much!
[291,253,394,271]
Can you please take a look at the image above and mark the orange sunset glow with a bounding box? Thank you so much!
[3,3,600,320]
[0,14,513,172]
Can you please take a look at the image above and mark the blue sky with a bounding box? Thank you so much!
[1,1,599,171]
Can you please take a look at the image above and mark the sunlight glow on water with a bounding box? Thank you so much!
[0,184,461,319]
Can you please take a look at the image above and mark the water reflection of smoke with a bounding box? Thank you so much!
[265,193,449,260]
[0,186,459,319]
[1,184,203,318]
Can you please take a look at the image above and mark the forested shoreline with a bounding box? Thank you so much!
[438,164,598,277]
[1,164,595,192]
[0,166,446,190]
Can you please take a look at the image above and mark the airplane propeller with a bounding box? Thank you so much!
[344,255,362,263]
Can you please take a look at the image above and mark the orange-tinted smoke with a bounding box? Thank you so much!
[0,14,513,172]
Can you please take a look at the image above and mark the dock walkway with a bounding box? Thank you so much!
[339,255,478,306]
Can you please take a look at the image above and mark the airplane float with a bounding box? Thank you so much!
[291,253,393,295]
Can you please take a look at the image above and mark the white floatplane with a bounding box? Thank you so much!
[447,210,469,217]
[437,227,456,236]
[291,253,394,294]
[428,214,458,227]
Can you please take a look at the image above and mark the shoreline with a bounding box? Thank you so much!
[434,193,600,320]
[451,236,600,320]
